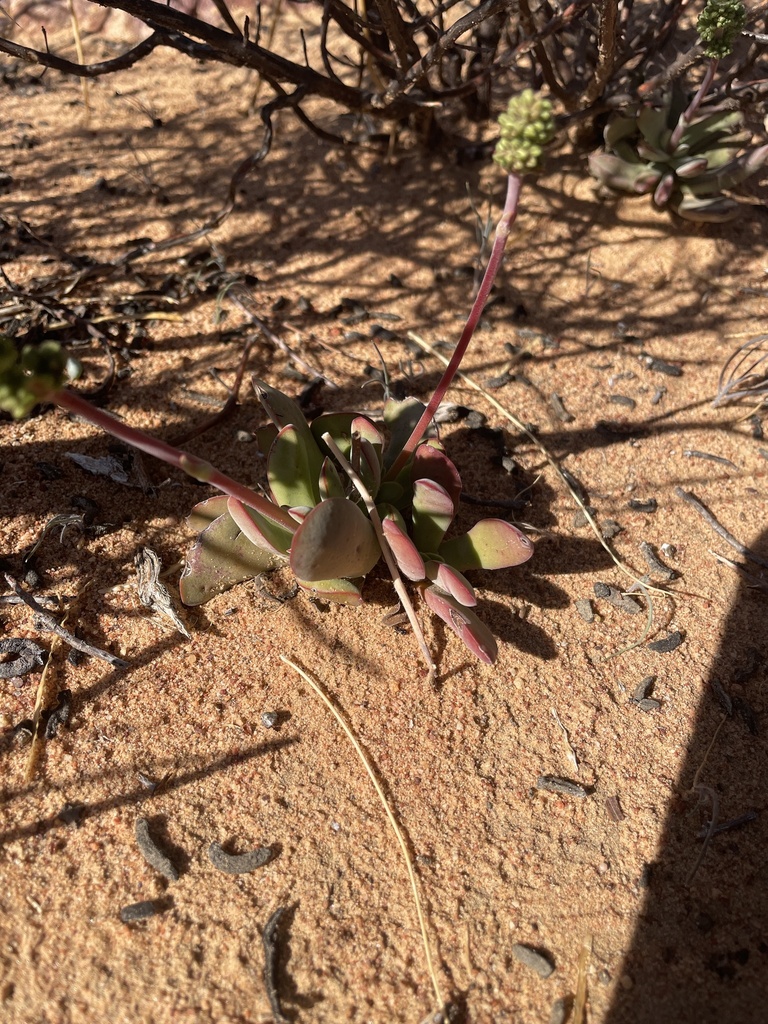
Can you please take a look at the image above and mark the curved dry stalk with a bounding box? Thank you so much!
[320,431,436,683]
[279,656,446,1015]
[712,335,768,407]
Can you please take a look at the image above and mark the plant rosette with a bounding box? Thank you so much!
[181,378,533,665]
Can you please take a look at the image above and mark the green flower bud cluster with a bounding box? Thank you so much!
[0,336,68,419]
[494,89,555,174]
[697,0,746,59]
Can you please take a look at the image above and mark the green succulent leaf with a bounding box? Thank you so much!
[289,498,381,582]
[180,500,285,606]
[227,497,295,555]
[422,585,498,665]
[295,576,364,605]
[319,456,346,500]
[604,116,637,149]
[673,192,741,222]
[0,337,70,419]
[383,397,427,470]
[311,412,355,452]
[412,478,455,553]
[268,424,321,509]
[439,519,533,571]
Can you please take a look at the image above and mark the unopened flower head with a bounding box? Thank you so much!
[494,89,555,175]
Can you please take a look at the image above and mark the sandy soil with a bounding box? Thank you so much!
[2,32,768,1024]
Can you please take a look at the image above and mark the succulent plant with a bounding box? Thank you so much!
[181,378,533,664]
[589,86,768,222]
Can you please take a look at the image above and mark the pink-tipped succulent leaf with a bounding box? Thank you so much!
[439,519,533,571]
[422,585,498,664]
[381,512,426,581]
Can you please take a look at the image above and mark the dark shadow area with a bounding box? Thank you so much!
[605,529,768,1024]
[0,735,299,843]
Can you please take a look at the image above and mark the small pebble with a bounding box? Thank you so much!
[648,630,684,654]
[511,943,555,979]
[572,507,597,528]
[609,394,636,409]
[119,900,162,923]
[593,582,644,615]
[635,698,662,712]
[639,353,682,377]
[627,498,657,513]
[208,842,272,875]
[575,598,594,623]
[632,676,656,701]
[261,712,278,729]
[235,430,255,443]
[549,996,572,1024]
[600,519,623,540]
[536,776,589,798]
[135,818,179,882]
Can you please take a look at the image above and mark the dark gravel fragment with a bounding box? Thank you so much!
[119,900,162,923]
[484,371,513,389]
[606,796,626,822]
[648,630,684,654]
[572,507,597,528]
[45,689,72,738]
[639,352,682,376]
[594,582,644,615]
[549,392,574,422]
[370,324,397,342]
[609,394,636,409]
[208,842,272,875]
[57,802,86,826]
[135,818,179,881]
[511,943,555,978]
[549,995,573,1024]
[0,638,47,678]
[639,541,678,580]
[632,676,656,701]
[601,519,623,539]
[635,698,662,712]
[536,776,589,798]
[627,498,657,513]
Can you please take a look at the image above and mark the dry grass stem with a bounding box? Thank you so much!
[280,656,446,1015]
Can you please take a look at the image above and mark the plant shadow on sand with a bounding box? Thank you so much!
[605,527,768,1024]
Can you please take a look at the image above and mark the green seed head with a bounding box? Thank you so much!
[494,89,555,174]
[697,0,746,59]
[0,336,68,419]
